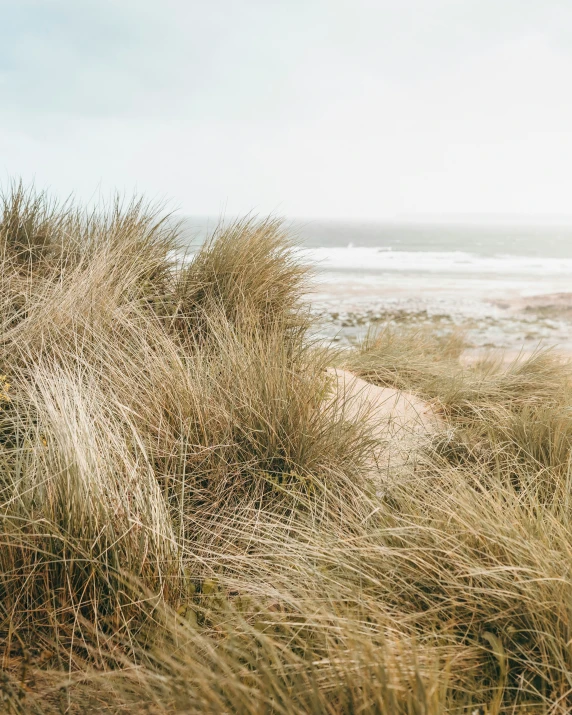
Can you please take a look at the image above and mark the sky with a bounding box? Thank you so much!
[1,0,572,220]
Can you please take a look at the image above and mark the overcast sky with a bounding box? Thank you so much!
[1,0,572,220]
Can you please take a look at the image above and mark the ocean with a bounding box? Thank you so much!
[181,218,572,352]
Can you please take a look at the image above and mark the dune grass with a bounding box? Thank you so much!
[1,183,572,712]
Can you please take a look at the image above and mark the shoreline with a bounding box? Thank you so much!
[311,290,572,354]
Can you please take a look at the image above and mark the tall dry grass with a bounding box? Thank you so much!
[1,183,572,713]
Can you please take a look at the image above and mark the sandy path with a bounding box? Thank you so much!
[327,368,440,436]
[327,367,443,483]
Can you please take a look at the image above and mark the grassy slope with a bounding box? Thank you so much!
[1,183,572,713]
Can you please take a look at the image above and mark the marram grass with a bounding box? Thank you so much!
[1,182,572,713]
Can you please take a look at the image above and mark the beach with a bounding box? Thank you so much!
[287,222,572,354]
[182,217,572,354]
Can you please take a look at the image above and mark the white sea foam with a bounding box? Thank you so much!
[298,247,572,277]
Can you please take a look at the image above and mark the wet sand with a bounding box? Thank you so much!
[312,291,572,355]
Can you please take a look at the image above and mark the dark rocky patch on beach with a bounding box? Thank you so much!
[314,292,572,353]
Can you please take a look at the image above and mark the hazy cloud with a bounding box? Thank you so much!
[1,0,572,218]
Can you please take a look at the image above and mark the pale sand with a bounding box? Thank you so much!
[327,368,443,484]
[327,368,440,437]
